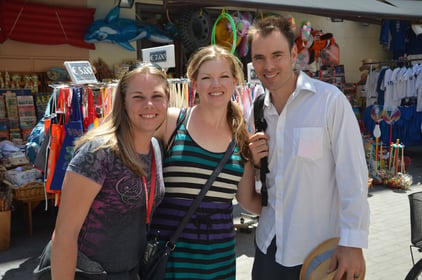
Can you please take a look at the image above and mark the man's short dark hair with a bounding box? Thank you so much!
[247,16,295,50]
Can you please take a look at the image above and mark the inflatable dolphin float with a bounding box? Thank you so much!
[84,6,173,51]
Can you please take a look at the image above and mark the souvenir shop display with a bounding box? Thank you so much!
[366,134,413,189]
[362,58,422,147]
[295,20,340,74]
[0,72,43,93]
[0,89,38,143]
[30,84,116,205]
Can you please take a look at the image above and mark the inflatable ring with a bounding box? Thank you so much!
[211,12,237,54]
[178,8,211,53]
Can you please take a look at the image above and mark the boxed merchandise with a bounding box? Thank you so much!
[5,91,18,119]
[0,96,5,118]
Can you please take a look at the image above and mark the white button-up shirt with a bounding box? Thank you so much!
[250,71,370,266]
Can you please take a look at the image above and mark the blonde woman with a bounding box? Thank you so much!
[149,45,261,279]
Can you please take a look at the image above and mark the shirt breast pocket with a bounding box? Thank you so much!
[293,127,323,160]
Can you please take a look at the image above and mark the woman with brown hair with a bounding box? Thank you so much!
[48,63,169,280]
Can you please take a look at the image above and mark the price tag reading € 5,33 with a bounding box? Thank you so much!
[64,61,98,84]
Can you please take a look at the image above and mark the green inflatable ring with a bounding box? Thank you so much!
[211,12,237,54]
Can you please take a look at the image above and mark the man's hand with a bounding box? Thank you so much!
[328,246,365,280]
[249,132,269,168]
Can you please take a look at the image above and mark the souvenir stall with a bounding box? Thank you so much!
[0,79,118,237]
[360,56,422,188]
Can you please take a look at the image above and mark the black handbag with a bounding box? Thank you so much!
[141,139,236,280]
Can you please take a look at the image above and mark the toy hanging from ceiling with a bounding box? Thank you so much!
[84,6,174,51]
[295,20,339,68]
[0,0,95,49]
[211,10,255,57]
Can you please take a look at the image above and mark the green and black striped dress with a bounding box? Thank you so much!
[149,108,245,279]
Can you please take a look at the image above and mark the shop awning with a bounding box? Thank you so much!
[164,0,422,23]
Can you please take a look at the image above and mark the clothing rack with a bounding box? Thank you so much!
[362,57,422,70]
[48,81,118,89]
[168,78,190,84]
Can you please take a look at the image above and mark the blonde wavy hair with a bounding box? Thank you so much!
[186,45,251,161]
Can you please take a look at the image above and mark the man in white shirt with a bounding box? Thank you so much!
[247,16,370,279]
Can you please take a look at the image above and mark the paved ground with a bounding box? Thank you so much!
[0,147,422,279]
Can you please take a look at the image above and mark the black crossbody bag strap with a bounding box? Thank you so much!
[253,94,269,206]
[165,139,236,250]
[166,107,188,150]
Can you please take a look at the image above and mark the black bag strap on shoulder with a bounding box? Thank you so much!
[166,107,188,149]
[253,94,269,206]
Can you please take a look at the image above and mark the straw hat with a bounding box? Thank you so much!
[412,24,422,35]
[300,237,365,280]
[359,58,378,72]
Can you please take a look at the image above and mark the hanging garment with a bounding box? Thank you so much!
[50,87,84,192]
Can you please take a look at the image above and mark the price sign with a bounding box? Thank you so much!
[247,63,261,84]
[141,44,175,69]
[64,61,98,84]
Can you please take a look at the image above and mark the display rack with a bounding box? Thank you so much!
[319,64,345,90]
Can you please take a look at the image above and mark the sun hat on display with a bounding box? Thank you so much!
[299,237,365,280]
[411,24,422,35]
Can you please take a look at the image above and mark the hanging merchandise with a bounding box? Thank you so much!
[215,11,252,57]
[25,83,118,208]
[100,86,114,118]
[308,30,335,64]
[295,21,337,66]
[34,117,51,172]
[286,15,296,33]
[45,90,66,195]
[319,41,340,66]
[369,105,383,181]
[301,21,312,46]
[84,6,174,51]
[234,83,265,120]
[295,48,311,71]
[83,87,97,131]
[211,10,238,54]
[382,107,401,153]
[236,12,253,57]
[49,88,84,193]
[168,78,193,108]
[178,8,211,53]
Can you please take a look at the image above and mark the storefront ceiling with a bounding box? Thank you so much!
[163,0,422,24]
